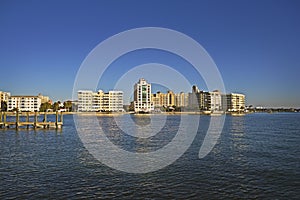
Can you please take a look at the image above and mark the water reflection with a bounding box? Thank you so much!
[97,115,179,153]
[1,114,300,198]
[130,114,151,126]
[227,116,251,174]
[230,116,247,150]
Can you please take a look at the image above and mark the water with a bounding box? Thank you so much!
[0,113,299,199]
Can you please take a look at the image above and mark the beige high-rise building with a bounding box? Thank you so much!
[38,93,51,104]
[175,92,188,107]
[151,92,162,108]
[152,91,188,108]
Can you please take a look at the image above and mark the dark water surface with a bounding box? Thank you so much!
[1,113,299,199]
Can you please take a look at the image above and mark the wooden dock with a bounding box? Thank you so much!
[0,112,63,129]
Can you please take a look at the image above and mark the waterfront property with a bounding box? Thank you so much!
[77,90,123,112]
[188,86,222,112]
[152,91,189,108]
[210,90,222,111]
[6,94,50,112]
[130,81,246,113]
[8,96,42,112]
[223,93,245,112]
[134,78,154,113]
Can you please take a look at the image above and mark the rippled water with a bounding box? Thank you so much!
[0,113,299,199]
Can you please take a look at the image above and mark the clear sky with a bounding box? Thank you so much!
[0,0,299,107]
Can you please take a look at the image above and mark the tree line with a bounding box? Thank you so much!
[39,101,73,112]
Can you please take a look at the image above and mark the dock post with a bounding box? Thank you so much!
[0,112,2,128]
[55,111,58,129]
[34,111,38,129]
[43,112,47,129]
[4,112,7,128]
[16,111,19,129]
[26,112,29,129]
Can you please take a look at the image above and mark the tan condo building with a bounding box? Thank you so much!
[224,93,245,112]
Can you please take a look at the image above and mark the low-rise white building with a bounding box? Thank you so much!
[8,96,42,112]
[77,90,123,112]
[77,90,94,112]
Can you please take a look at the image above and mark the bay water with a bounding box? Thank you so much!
[0,113,299,199]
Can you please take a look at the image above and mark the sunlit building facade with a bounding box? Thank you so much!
[77,90,123,112]
[224,93,245,112]
[134,78,154,113]
[8,96,42,112]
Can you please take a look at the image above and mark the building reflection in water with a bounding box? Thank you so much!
[229,116,249,163]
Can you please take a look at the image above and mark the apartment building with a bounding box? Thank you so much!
[210,90,222,111]
[8,96,42,112]
[152,91,175,107]
[105,91,124,112]
[77,90,94,111]
[152,91,188,108]
[224,93,245,112]
[188,86,211,111]
[175,92,189,107]
[77,90,123,112]
[134,78,154,113]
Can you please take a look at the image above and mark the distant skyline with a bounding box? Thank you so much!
[0,0,299,107]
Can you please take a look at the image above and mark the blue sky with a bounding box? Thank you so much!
[0,0,299,107]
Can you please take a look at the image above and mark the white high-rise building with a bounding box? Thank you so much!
[107,91,123,112]
[134,78,154,113]
[77,90,123,112]
[210,90,222,111]
[8,96,42,112]
[77,90,94,112]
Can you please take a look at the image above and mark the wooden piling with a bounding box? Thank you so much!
[0,112,2,128]
[60,112,63,124]
[16,111,19,129]
[0,112,63,130]
[34,111,38,129]
[43,112,47,128]
[4,112,6,127]
[55,111,58,129]
[26,112,29,129]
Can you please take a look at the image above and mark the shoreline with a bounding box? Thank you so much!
[1,111,298,117]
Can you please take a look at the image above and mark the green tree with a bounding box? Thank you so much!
[63,101,73,112]
[1,101,7,111]
[40,102,52,112]
[52,102,60,111]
